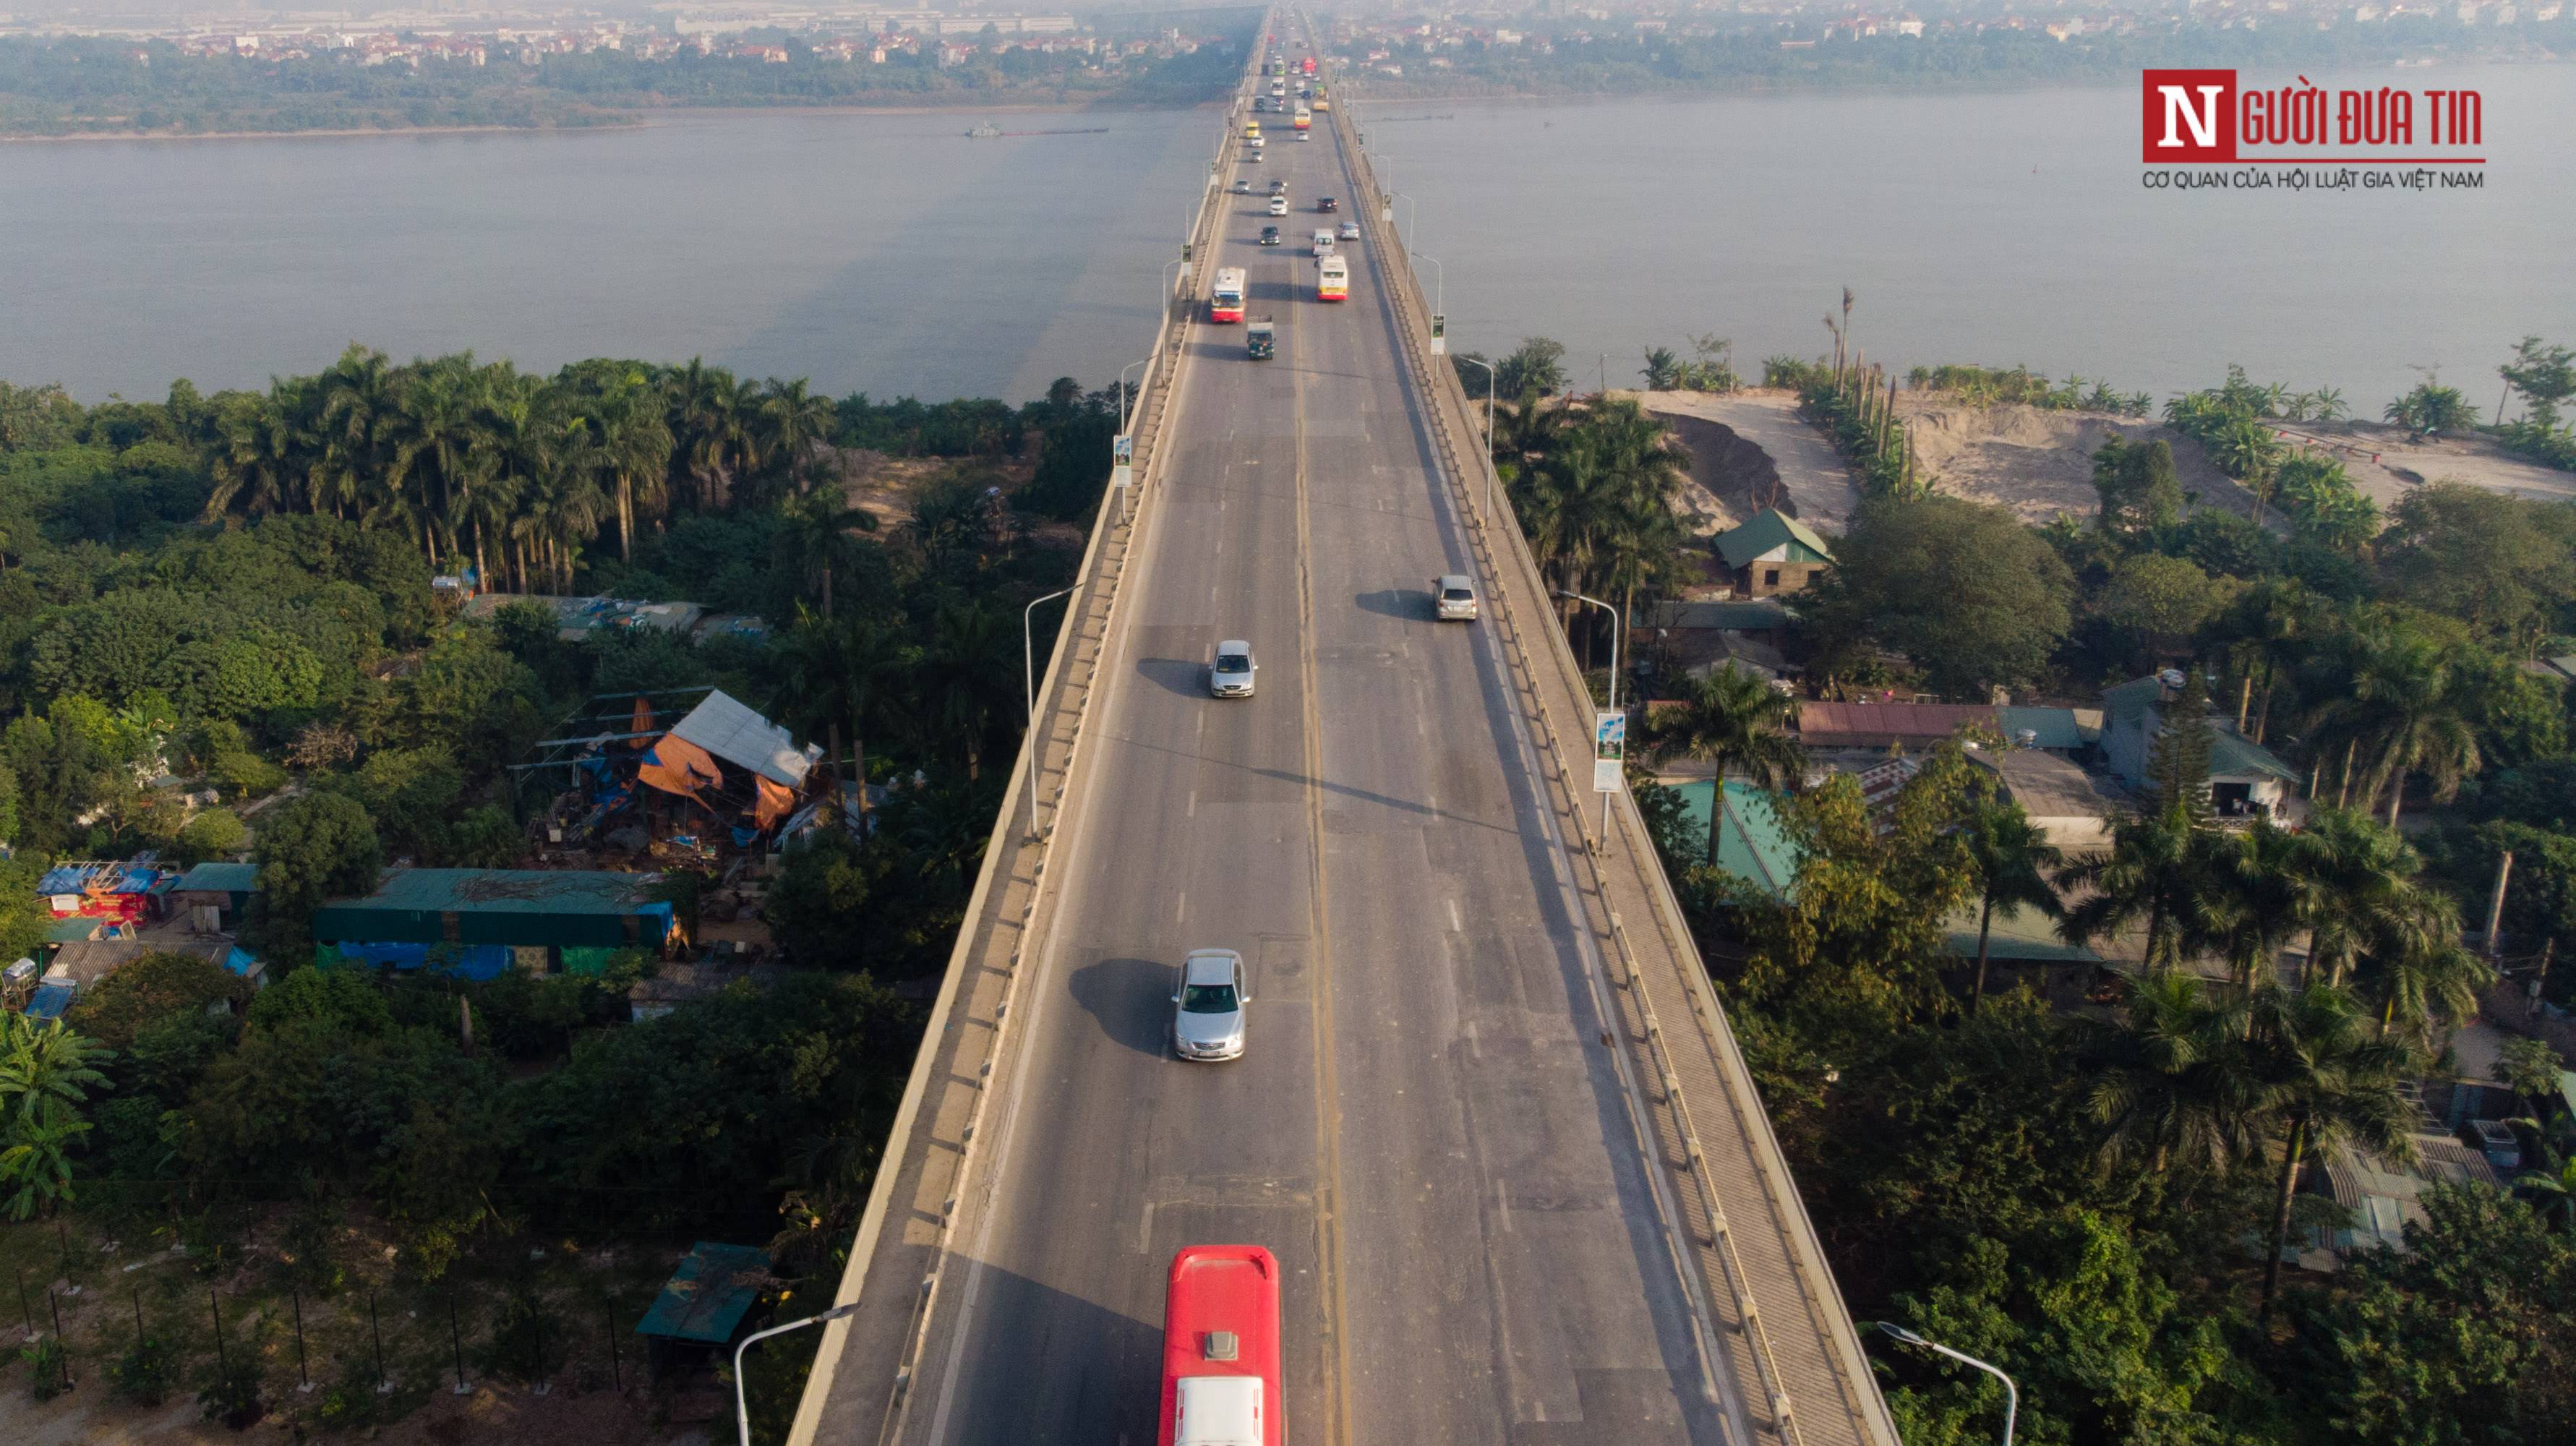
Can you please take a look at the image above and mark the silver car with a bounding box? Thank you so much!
[1172,949,1248,1061]
[1434,573,1480,621]
[1210,640,1257,698]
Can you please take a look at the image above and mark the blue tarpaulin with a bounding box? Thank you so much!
[26,980,74,1020]
[223,946,260,977]
[319,941,514,981]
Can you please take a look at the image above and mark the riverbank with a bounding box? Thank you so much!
[0,95,1223,143]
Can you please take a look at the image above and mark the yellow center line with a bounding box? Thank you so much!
[1291,244,1358,1446]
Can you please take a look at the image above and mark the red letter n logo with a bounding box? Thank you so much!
[2141,69,2236,163]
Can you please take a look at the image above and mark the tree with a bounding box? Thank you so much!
[2059,806,2201,972]
[2384,378,2478,438]
[2289,1183,2576,1444]
[2498,1035,2567,1103]
[1805,494,2075,698]
[2141,667,2215,821]
[1640,346,1682,391]
[2500,335,2576,431]
[2246,982,2417,1317]
[1494,337,1567,403]
[1960,800,2062,1014]
[2089,435,2183,536]
[2376,482,2576,650]
[2099,555,2229,664]
[0,1014,113,1218]
[776,485,880,619]
[2207,416,2285,518]
[1648,664,1803,866]
[772,608,910,826]
[2085,972,2239,1177]
[67,951,252,1049]
[2307,625,2483,826]
[252,792,383,956]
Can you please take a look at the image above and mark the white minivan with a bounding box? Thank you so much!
[1311,230,1335,257]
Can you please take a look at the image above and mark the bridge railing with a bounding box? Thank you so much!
[782,24,1270,1446]
[1325,48,1901,1446]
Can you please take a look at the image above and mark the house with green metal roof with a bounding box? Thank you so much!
[1711,509,1834,599]
[1669,780,1800,900]
[2102,674,2302,822]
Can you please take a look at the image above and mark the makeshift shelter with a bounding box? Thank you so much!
[636,1242,773,1374]
[38,860,171,927]
[310,868,679,978]
[518,688,819,852]
[173,861,258,933]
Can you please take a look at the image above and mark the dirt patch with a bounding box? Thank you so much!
[836,448,1036,530]
[1895,401,2258,526]
[2252,418,2576,510]
[1634,389,1863,530]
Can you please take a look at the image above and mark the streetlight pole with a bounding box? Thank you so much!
[1161,258,1189,335]
[1387,192,1416,256]
[1023,585,1076,838]
[1118,357,1150,431]
[732,1303,862,1446]
[1407,250,1441,319]
[1455,354,1497,523]
[1557,590,1625,846]
[1873,1322,2019,1446]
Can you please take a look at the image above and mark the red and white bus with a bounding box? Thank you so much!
[1159,1245,1283,1446]
[1300,56,1316,75]
[1211,268,1247,324]
[1316,256,1347,302]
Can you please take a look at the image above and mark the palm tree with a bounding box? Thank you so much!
[311,343,395,521]
[2218,578,2311,744]
[2209,416,2287,521]
[204,380,314,521]
[772,609,910,829]
[563,362,674,562]
[2086,971,2243,1177]
[920,597,1019,780]
[2186,819,2311,993]
[379,353,486,565]
[1961,800,2063,1014]
[2306,626,2482,825]
[1640,347,1682,391]
[2353,902,2489,1048]
[2245,982,2418,1317]
[753,377,842,502]
[2058,805,2202,972]
[666,359,753,511]
[2515,1135,2576,1234]
[2288,808,2430,988]
[777,486,881,619]
[1648,664,1802,868]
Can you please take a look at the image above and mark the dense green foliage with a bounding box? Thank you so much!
[0,22,1254,136]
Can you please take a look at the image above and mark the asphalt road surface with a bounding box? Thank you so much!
[895,106,1733,1446]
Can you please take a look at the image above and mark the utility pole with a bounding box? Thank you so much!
[2485,850,2515,961]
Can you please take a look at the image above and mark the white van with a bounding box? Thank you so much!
[1311,230,1335,257]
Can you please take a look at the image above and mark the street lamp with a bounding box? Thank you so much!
[733,1303,862,1446]
[1872,1322,2018,1446]
[1024,586,1077,838]
[1387,192,1416,254]
[1119,357,1150,430]
[1163,257,1191,333]
[1407,249,1442,319]
[1455,353,1497,523]
[1557,589,1625,845]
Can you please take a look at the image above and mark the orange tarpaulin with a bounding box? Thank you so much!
[753,777,796,831]
[629,697,656,748]
[636,734,724,800]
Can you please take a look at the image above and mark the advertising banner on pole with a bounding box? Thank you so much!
[1593,711,1625,793]
[1112,434,1134,490]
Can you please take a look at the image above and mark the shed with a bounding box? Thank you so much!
[174,860,259,932]
[309,868,678,959]
[669,691,819,789]
[637,1242,773,1355]
[1973,749,2121,854]
[2305,1131,2501,1265]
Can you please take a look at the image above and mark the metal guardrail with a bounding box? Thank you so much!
[1326,47,1899,1446]
[782,27,1269,1446]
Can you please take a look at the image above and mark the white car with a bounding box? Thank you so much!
[1338,220,1360,241]
[1171,949,1249,1062]
[1209,640,1257,698]
[1267,194,1289,216]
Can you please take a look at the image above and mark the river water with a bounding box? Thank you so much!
[4,66,2570,411]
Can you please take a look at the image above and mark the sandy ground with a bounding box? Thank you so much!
[1894,400,2259,526]
[2256,418,2576,510]
[1633,389,1862,530]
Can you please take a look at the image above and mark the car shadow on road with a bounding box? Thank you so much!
[1351,588,1422,620]
[1068,955,1176,1058]
[1135,656,1207,697]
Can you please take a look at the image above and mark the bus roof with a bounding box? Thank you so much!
[1319,256,1347,273]
[1160,1246,1281,1446]
[1215,266,1246,291]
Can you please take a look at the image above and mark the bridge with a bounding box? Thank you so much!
[788,16,1901,1445]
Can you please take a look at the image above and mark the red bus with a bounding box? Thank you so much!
[1301,56,1316,75]
[1211,267,1247,324]
[1158,1245,1283,1446]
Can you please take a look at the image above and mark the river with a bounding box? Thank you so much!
[4,67,2570,411]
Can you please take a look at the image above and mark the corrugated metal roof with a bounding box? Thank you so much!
[2208,727,2301,784]
[175,861,258,895]
[636,1242,771,1345]
[1797,701,1995,745]
[1671,780,1800,900]
[1713,509,1833,570]
[1994,706,2088,751]
[1943,901,2096,962]
[669,690,816,787]
[311,868,675,950]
